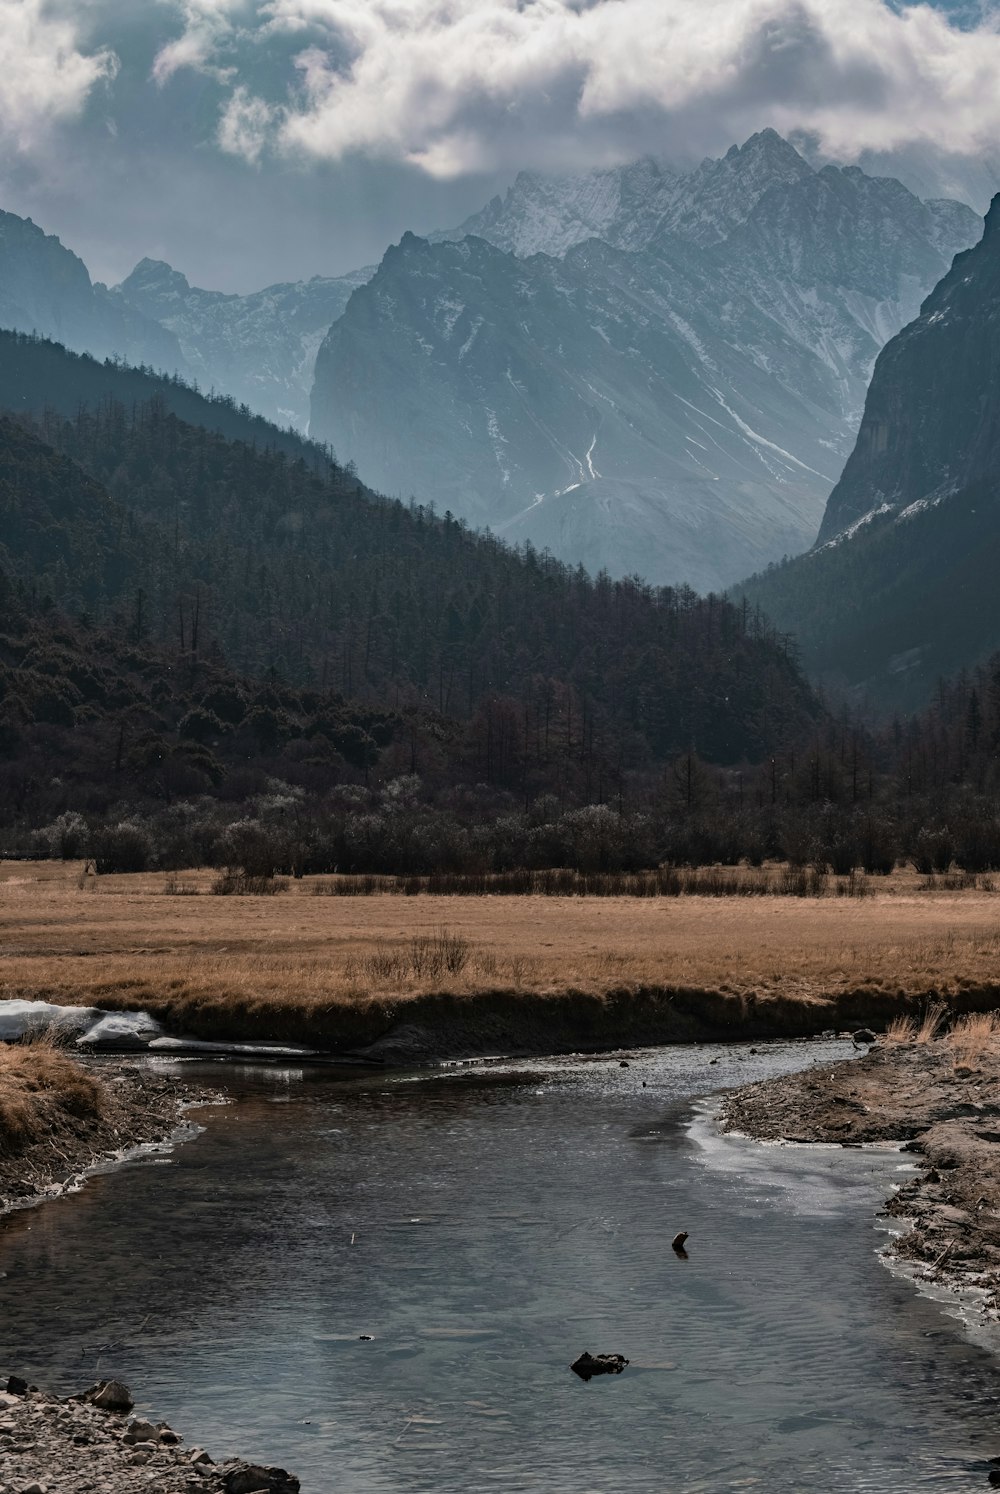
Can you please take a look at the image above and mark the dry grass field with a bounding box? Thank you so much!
[3,861,1000,1050]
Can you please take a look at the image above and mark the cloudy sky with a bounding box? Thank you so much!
[2,0,998,292]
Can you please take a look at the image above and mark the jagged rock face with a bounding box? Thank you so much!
[113,258,372,429]
[0,211,185,372]
[311,138,979,592]
[311,229,848,592]
[732,196,1000,708]
[656,129,814,247]
[436,129,812,257]
[818,195,1000,543]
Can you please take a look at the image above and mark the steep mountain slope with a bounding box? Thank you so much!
[817,195,1000,543]
[0,336,821,772]
[312,141,979,591]
[736,197,1000,710]
[312,229,844,592]
[0,210,186,374]
[112,259,372,429]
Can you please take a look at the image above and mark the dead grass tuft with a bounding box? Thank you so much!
[0,1038,104,1156]
[949,1010,1000,1070]
[211,871,288,896]
[883,1001,947,1045]
[916,1001,948,1043]
[884,1014,918,1044]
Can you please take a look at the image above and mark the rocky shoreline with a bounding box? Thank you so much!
[0,1375,299,1494]
[720,1034,1000,1323]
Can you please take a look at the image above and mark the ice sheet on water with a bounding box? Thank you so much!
[149,1035,319,1058]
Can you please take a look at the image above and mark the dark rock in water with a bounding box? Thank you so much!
[358,1333,375,1341]
[570,1352,629,1382]
[222,1463,300,1494]
[988,1471,1000,1487]
[619,1060,630,1068]
[6,1375,27,1396]
[672,1231,690,1255]
[853,1029,877,1045]
[89,1379,134,1413]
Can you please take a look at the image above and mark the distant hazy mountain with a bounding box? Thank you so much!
[112,258,372,430]
[737,195,1000,709]
[844,143,1000,218]
[0,210,186,374]
[311,132,980,592]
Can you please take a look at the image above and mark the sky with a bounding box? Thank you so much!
[2,0,999,293]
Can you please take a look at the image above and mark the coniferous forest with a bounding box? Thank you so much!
[3,330,1000,879]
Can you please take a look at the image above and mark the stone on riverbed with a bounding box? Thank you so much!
[123,1416,160,1443]
[221,1463,301,1494]
[570,1352,629,1381]
[86,1378,134,1412]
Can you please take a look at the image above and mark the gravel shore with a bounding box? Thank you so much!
[0,1376,299,1494]
[720,1036,1000,1319]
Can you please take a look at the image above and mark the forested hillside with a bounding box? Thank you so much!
[0,336,824,837]
[15,324,1000,882]
[0,330,331,468]
[1,400,817,768]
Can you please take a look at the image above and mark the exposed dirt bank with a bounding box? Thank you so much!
[720,1032,1000,1319]
[0,1375,298,1494]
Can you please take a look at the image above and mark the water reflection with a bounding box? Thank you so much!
[2,1040,999,1491]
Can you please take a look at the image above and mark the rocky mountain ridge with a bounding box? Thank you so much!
[311,135,980,591]
[112,257,372,429]
[0,210,186,375]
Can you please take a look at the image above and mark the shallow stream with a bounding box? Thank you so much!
[3,1039,1000,1492]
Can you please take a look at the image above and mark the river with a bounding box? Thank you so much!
[2,1039,1000,1492]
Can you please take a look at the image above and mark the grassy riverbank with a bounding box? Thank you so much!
[0,1041,197,1215]
[3,861,1000,1055]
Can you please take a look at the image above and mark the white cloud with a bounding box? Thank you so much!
[0,0,117,154]
[151,0,245,84]
[158,0,1000,176]
[218,85,278,163]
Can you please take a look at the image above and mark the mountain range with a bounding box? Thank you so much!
[2,129,999,703]
[0,131,979,595]
[311,132,978,591]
